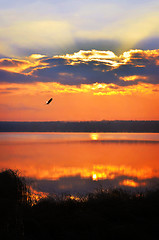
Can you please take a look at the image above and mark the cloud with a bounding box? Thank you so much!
[0,20,74,56]
[31,174,159,195]
[29,54,47,60]
[0,58,37,73]
[0,69,34,83]
[0,49,159,95]
[0,0,159,56]
[135,37,159,51]
[0,103,40,111]
[74,9,159,51]
[33,49,159,87]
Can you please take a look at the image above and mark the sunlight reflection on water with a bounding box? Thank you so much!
[0,132,159,194]
[0,132,159,142]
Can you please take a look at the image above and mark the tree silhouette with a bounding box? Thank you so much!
[0,169,31,239]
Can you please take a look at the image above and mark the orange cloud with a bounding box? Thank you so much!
[1,82,159,97]
[0,56,48,74]
[29,54,47,59]
[0,58,34,73]
[119,75,147,82]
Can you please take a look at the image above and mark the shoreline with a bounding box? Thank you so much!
[0,120,159,132]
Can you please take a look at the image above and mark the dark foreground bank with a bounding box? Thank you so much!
[1,170,159,240]
[0,120,159,132]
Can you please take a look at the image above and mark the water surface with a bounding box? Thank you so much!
[0,132,159,194]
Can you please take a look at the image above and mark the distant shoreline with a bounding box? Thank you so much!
[0,120,159,132]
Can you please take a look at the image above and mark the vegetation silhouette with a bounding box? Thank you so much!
[0,169,31,239]
[0,120,159,132]
[1,169,159,239]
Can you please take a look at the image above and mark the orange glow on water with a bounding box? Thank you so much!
[30,187,48,204]
[0,133,159,184]
[119,179,146,188]
[69,196,81,201]
[92,173,97,180]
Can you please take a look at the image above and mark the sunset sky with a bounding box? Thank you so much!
[0,0,159,121]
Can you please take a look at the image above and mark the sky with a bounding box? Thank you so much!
[0,0,159,121]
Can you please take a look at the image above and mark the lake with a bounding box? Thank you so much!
[0,132,159,195]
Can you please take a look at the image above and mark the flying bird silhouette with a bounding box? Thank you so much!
[46,98,53,105]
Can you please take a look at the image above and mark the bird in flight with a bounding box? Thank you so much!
[46,98,53,105]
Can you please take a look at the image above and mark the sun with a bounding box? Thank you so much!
[90,133,99,141]
[92,173,97,181]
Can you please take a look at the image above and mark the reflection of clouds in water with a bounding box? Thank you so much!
[119,179,146,188]
[30,175,159,196]
[1,133,159,196]
[23,164,159,181]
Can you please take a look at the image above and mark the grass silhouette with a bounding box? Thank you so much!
[1,169,159,239]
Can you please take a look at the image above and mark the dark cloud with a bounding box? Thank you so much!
[0,88,19,94]
[135,37,159,51]
[40,57,68,66]
[0,59,27,68]
[31,49,159,86]
[0,49,159,88]
[113,63,159,85]
[0,54,9,59]
[32,60,119,85]
[0,69,34,83]
[125,51,159,66]
[0,91,11,94]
